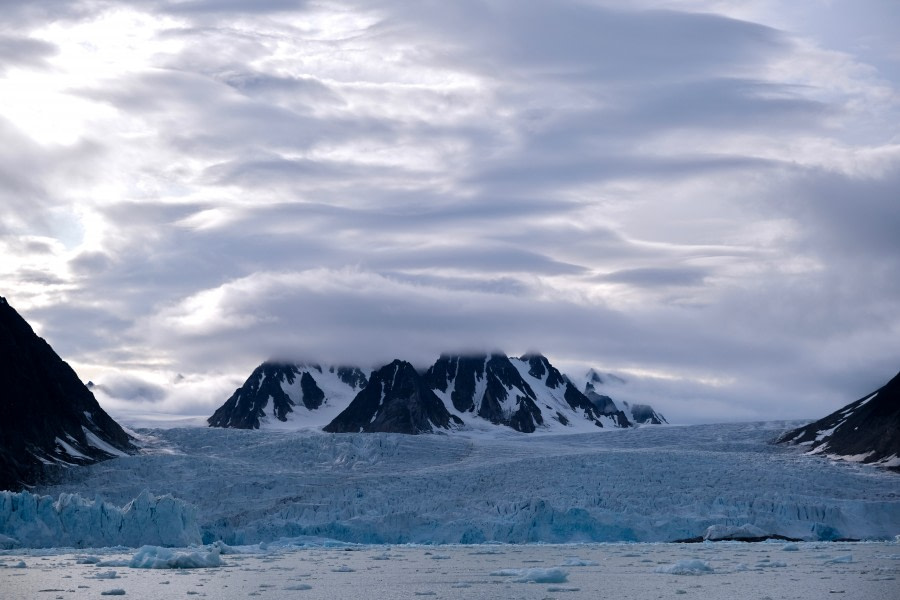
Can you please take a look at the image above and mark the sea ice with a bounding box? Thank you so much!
[491,567,569,582]
[655,559,714,575]
[128,545,223,569]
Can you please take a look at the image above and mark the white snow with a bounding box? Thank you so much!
[257,365,368,431]
[82,426,129,457]
[54,437,88,460]
[510,358,605,433]
[876,454,900,468]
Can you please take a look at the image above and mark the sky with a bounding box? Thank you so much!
[1,0,898,425]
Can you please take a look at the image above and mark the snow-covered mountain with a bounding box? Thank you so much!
[210,353,649,435]
[425,353,625,433]
[207,362,368,430]
[0,296,134,491]
[581,369,667,425]
[323,360,463,434]
[779,370,900,470]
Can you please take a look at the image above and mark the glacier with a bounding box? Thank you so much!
[0,489,200,548]
[1,421,897,548]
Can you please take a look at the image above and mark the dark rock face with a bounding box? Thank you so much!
[0,297,134,491]
[424,353,546,432]
[582,370,666,426]
[209,363,300,429]
[299,372,325,410]
[628,403,667,425]
[779,371,900,470]
[583,382,618,413]
[334,366,367,389]
[208,362,366,429]
[324,360,463,434]
[424,352,622,432]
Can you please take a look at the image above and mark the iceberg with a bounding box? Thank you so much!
[128,544,223,569]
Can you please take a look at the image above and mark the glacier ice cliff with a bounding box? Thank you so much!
[0,489,200,548]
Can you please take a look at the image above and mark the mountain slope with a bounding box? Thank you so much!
[0,297,134,491]
[324,360,463,434]
[208,362,367,430]
[779,371,900,470]
[425,352,629,433]
[582,369,667,425]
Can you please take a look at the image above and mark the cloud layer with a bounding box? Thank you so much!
[2,0,898,423]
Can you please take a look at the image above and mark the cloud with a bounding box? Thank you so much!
[2,0,898,424]
[600,266,709,287]
[91,373,167,403]
[0,35,57,73]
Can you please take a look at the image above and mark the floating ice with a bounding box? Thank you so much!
[655,559,714,575]
[703,523,768,541]
[91,571,119,579]
[782,543,800,551]
[561,556,598,566]
[490,567,569,583]
[827,554,853,564]
[128,545,223,569]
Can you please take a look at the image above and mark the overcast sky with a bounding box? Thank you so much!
[2,0,898,424]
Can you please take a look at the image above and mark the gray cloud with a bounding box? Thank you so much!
[0,35,57,73]
[92,373,167,403]
[2,0,898,424]
[600,266,709,287]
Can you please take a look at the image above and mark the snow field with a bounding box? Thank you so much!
[1,541,898,600]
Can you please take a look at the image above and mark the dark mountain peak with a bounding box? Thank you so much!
[587,369,604,384]
[334,365,367,389]
[519,352,566,389]
[583,382,620,414]
[0,297,134,491]
[586,369,627,385]
[627,402,667,425]
[779,370,900,470]
[324,360,462,434]
[208,360,367,429]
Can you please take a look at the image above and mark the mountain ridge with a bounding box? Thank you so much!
[0,296,135,491]
[208,352,669,434]
[778,370,900,471]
